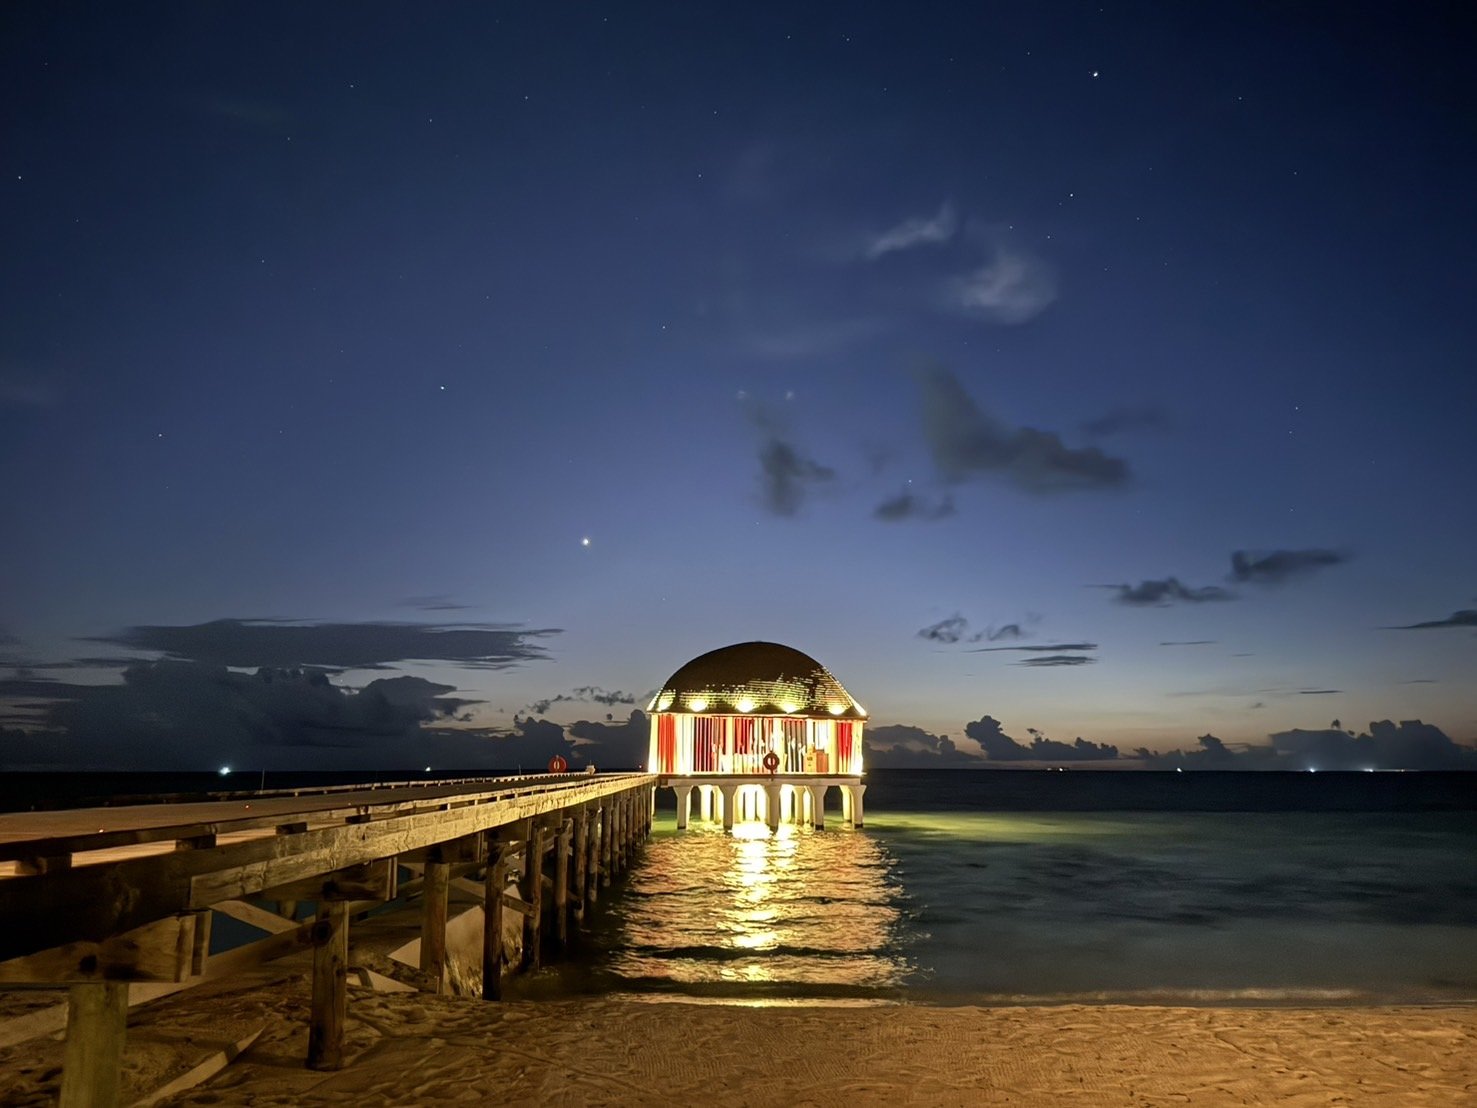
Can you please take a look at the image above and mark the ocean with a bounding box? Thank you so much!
[4,769,1473,1007]
[551,770,1477,1006]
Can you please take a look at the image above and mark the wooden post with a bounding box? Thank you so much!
[521,821,545,970]
[58,981,129,1108]
[588,806,603,902]
[571,807,588,922]
[553,818,572,950]
[482,836,505,1000]
[308,901,348,1071]
[599,802,613,888]
[420,859,450,993]
[278,900,297,920]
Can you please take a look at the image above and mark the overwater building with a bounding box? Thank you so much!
[647,641,867,831]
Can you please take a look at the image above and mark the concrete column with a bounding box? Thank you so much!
[841,787,852,823]
[764,783,781,832]
[718,784,737,832]
[809,785,828,829]
[674,784,693,830]
[847,783,866,827]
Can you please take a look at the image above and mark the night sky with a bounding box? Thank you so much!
[3,4,1474,771]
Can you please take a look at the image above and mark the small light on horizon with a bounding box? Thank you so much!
[424,765,432,772]
[219,765,231,775]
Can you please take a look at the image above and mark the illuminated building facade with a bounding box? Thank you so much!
[647,641,867,831]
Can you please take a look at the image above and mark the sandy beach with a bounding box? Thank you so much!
[1,967,1473,1106]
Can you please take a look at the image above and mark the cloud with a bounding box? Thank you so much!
[743,399,836,516]
[1229,549,1348,585]
[85,618,558,670]
[1110,578,1236,606]
[0,371,61,409]
[1137,720,1477,771]
[863,723,983,767]
[917,615,969,644]
[566,710,649,768]
[1080,405,1169,438]
[1299,689,1342,695]
[401,595,474,612]
[1160,640,1217,646]
[964,716,1118,761]
[920,367,1129,493]
[874,490,955,521]
[984,623,1025,641]
[1018,654,1097,667]
[1390,608,1477,631]
[948,248,1057,323]
[971,642,1097,653]
[865,202,958,259]
[0,660,498,769]
[525,686,637,715]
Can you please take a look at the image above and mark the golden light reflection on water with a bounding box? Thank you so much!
[609,820,911,996]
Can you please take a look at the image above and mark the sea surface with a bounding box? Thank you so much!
[4,769,1474,1006]
[558,770,1477,1006]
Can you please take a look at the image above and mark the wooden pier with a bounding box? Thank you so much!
[0,772,656,1105]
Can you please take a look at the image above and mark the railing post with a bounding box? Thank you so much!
[308,902,348,1070]
[482,834,506,1000]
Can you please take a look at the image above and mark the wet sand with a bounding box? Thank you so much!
[1,968,1473,1106]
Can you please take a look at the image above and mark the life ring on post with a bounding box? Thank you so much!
[547,754,568,773]
[762,751,780,774]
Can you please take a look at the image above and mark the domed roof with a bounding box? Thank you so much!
[648,641,865,720]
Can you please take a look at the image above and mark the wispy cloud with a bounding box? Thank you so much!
[865,202,958,259]
[524,686,637,716]
[874,489,955,521]
[917,615,969,644]
[746,317,888,360]
[947,247,1057,323]
[1160,640,1217,646]
[1019,655,1096,667]
[921,367,1129,493]
[743,397,837,517]
[1229,548,1348,585]
[971,642,1097,653]
[1389,608,1477,631]
[84,618,558,670]
[1109,578,1235,606]
[1080,405,1169,438]
[1298,689,1342,695]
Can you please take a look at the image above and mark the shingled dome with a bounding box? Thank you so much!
[648,641,865,720]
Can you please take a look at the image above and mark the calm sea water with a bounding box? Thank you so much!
[555,770,1477,1006]
[5,769,1473,1006]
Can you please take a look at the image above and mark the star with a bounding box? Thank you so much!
[581,537,591,547]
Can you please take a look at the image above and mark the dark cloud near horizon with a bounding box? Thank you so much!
[525,686,637,715]
[874,489,956,521]
[863,723,981,767]
[1018,654,1096,667]
[85,618,558,670]
[1137,720,1476,771]
[1229,548,1348,585]
[566,710,649,768]
[401,595,474,612]
[1111,578,1235,606]
[1160,640,1216,647]
[965,716,1118,761]
[1389,608,1477,631]
[1299,689,1342,695]
[1079,405,1170,438]
[920,367,1130,493]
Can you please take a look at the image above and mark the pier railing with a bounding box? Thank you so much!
[0,771,657,1105]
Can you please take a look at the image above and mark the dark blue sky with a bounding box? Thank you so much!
[3,4,1474,768]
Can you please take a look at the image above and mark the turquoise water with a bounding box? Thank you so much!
[569,773,1477,1005]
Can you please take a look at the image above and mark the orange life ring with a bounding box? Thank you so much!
[762,751,780,773]
[547,754,568,773]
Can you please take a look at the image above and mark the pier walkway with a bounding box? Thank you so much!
[0,771,656,1105]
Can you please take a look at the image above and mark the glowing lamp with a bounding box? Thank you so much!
[780,701,797,714]
[827,702,844,715]
[736,696,755,713]
[689,697,709,713]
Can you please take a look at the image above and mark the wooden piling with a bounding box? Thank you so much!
[553,818,572,950]
[481,836,506,1000]
[307,902,348,1071]
[58,981,129,1108]
[521,820,545,970]
[599,802,613,889]
[571,806,588,922]
[420,860,450,993]
[587,805,603,902]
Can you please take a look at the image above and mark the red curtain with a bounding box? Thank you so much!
[837,722,854,769]
[657,714,676,772]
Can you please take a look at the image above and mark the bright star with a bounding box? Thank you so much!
[581,536,591,547]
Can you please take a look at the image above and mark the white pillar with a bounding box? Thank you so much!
[841,787,852,823]
[674,784,693,830]
[808,785,828,829]
[846,784,866,827]
[718,784,737,832]
[764,784,781,832]
[700,786,713,822]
